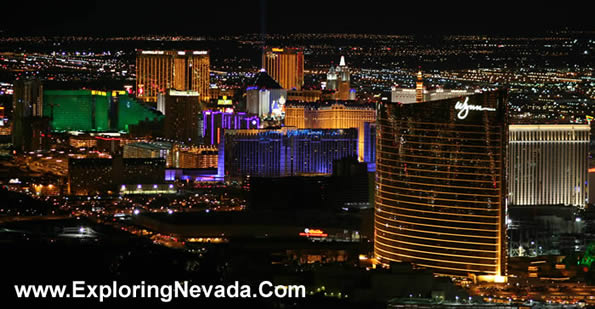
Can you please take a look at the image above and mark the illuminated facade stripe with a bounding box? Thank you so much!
[377,182,500,198]
[375,233,499,253]
[374,246,497,267]
[377,163,499,177]
[380,139,502,149]
[375,214,497,233]
[376,201,498,219]
[375,236,499,259]
[380,171,500,184]
[378,194,499,212]
[508,124,589,208]
[378,155,499,170]
[376,209,498,226]
[376,220,498,239]
[396,147,502,156]
[375,225,499,246]
[374,91,507,278]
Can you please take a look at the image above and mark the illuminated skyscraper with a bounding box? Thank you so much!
[12,80,46,151]
[262,48,304,90]
[163,90,200,145]
[375,91,508,281]
[508,124,589,208]
[136,50,210,102]
[284,101,376,161]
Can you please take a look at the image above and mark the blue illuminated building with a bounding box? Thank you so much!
[202,110,260,145]
[219,128,358,179]
[363,121,376,171]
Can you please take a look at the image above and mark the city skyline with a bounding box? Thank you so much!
[0,3,594,307]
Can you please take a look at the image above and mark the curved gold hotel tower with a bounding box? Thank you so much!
[375,90,507,282]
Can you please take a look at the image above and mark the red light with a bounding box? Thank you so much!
[95,136,120,141]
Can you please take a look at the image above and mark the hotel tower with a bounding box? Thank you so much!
[262,48,304,90]
[136,50,210,102]
[375,90,508,282]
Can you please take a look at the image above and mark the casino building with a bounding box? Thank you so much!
[508,124,589,208]
[374,90,508,282]
[219,128,358,179]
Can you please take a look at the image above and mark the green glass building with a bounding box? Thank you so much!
[43,90,162,132]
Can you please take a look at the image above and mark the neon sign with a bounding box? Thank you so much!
[454,97,496,120]
[299,228,328,237]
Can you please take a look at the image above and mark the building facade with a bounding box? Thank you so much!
[375,91,508,281]
[163,90,200,145]
[284,101,376,162]
[123,141,173,166]
[220,128,357,179]
[326,56,354,100]
[173,145,218,169]
[42,90,161,132]
[202,110,260,145]
[508,124,589,208]
[12,80,47,152]
[68,157,166,195]
[262,48,304,91]
[363,121,376,170]
[246,70,287,120]
[136,50,210,102]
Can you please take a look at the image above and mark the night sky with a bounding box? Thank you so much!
[1,0,592,36]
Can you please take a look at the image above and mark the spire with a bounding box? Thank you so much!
[415,69,424,103]
[339,56,346,67]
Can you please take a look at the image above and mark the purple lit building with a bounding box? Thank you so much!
[202,110,260,145]
[219,128,358,179]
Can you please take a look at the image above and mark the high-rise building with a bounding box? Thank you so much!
[163,90,200,145]
[12,80,45,151]
[246,70,287,119]
[326,56,353,100]
[284,101,376,161]
[508,124,589,208]
[136,50,210,102]
[12,80,43,117]
[375,91,508,282]
[219,128,357,179]
[202,110,260,145]
[262,48,304,91]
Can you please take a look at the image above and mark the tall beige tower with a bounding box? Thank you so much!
[262,48,304,90]
[136,50,210,102]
